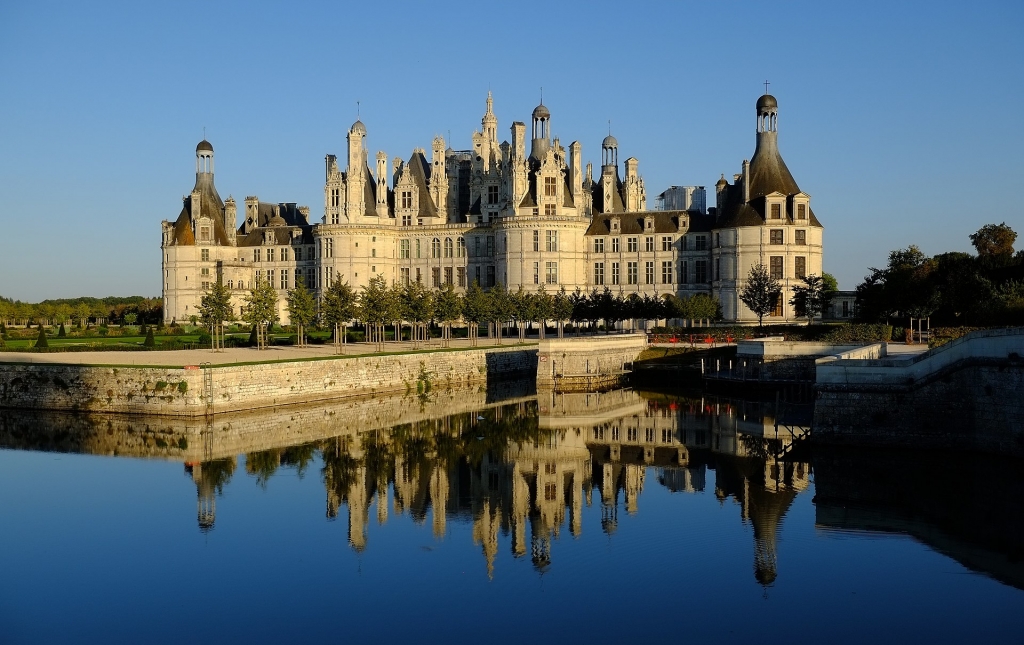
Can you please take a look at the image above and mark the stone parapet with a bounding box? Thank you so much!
[536,334,648,390]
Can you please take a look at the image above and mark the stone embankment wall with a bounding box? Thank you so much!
[813,328,1024,455]
[0,380,535,462]
[536,334,648,390]
[0,347,537,418]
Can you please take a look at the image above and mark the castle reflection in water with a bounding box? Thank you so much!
[185,387,811,584]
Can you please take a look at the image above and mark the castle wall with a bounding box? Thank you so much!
[0,346,537,418]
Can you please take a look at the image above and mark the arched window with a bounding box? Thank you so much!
[457,237,466,258]
[444,237,453,258]
[415,239,421,258]
[432,238,441,259]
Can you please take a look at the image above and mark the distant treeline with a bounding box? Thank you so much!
[0,296,162,326]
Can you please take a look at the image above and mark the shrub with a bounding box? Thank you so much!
[144,328,155,348]
[819,323,893,344]
[248,324,258,346]
[929,326,982,348]
[35,326,49,348]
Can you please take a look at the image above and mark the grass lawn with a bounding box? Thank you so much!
[2,335,201,349]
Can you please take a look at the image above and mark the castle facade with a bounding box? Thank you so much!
[161,94,822,325]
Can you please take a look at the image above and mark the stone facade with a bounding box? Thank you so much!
[161,93,823,324]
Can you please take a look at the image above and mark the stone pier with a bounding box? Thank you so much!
[536,334,648,390]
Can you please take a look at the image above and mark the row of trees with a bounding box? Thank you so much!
[855,223,1023,325]
[0,296,162,327]
[739,266,838,328]
[201,274,725,350]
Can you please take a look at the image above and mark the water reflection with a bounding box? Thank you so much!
[2,384,1022,592]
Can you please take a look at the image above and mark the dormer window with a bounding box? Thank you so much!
[797,203,806,220]
[199,225,211,242]
[401,191,413,209]
[770,203,782,219]
[612,219,620,232]
[645,217,654,231]
[544,177,557,197]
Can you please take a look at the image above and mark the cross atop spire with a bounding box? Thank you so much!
[764,80,770,94]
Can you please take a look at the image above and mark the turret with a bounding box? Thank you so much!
[482,91,497,142]
[430,135,448,216]
[224,197,236,244]
[376,151,388,217]
[530,103,551,160]
[569,141,583,208]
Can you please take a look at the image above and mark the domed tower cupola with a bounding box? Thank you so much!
[757,94,778,133]
[601,134,618,170]
[482,91,498,142]
[530,102,551,160]
[196,139,214,178]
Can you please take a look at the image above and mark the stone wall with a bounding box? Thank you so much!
[536,334,648,389]
[814,329,1024,455]
[0,347,537,418]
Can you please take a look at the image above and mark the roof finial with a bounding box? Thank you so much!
[608,120,611,136]
[764,80,770,94]
[356,100,360,118]
[203,126,206,140]
[540,87,543,105]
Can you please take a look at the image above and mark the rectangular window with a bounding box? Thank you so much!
[256,270,262,283]
[306,268,315,289]
[795,229,807,245]
[795,256,807,279]
[772,293,784,316]
[400,267,410,285]
[661,236,672,251]
[267,248,275,262]
[486,236,495,257]
[201,248,210,261]
[402,214,412,226]
[201,267,210,276]
[457,267,466,287]
[770,229,784,245]
[611,262,620,285]
[254,249,261,262]
[694,260,707,283]
[645,261,654,284]
[533,262,540,284]
[544,483,557,501]
[680,261,688,284]
[533,230,540,252]
[267,270,275,287]
[432,267,441,288]
[546,230,558,252]
[227,280,234,290]
[457,237,466,257]
[612,238,620,253]
[280,271,288,290]
[281,248,289,262]
[694,235,707,251]
[661,261,673,284]
[415,239,421,259]
[843,300,850,317]
[487,185,499,204]
[544,177,557,197]
[544,203,557,216]
[797,203,807,220]
[444,267,453,286]
[627,262,638,285]
[545,262,558,285]
[771,203,782,219]
[594,238,605,253]
[200,226,210,242]
[594,262,605,285]
[770,256,784,279]
[486,265,495,287]
[400,239,410,258]
[645,236,655,252]
[401,191,413,209]
[627,237,638,253]
[415,268,422,283]
[715,258,721,280]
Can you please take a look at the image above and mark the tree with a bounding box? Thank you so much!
[739,263,782,329]
[286,278,317,347]
[552,286,573,338]
[241,278,278,350]
[359,275,391,350]
[461,281,489,346]
[199,281,234,351]
[144,327,156,348]
[401,281,434,346]
[970,222,1017,259]
[789,274,834,324]
[487,283,513,343]
[855,245,940,321]
[58,322,67,338]
[433,282,462,347]
[533,285,553,339]
[123,312,137,330]
[35,326,48,349]
[321,273,357,353]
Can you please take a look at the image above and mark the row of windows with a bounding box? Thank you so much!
[252,247,313,263]
[593,261,675,286]
[592,426,676,443]
[769,203,808,220]
[529,262,559,285]
[399,237,469,259]
[531,230,558,252]
[769,229,808,245]
[399,266,469,288]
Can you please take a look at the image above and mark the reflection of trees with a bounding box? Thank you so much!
[246,450,280,488]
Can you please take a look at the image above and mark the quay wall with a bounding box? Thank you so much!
[813,328,1024,455]
[0,347,537,418]
[536,334,648,389]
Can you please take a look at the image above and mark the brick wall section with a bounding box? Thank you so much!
[0,347,537,418]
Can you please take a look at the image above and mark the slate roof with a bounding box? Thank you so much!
[236,202,314,247]
[584,210,706,236]
[170,173,231,246]
[403,151,438,218]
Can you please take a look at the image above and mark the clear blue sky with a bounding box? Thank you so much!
[1,0,1021,300]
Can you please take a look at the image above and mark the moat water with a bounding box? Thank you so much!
[1,384,1022,644]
